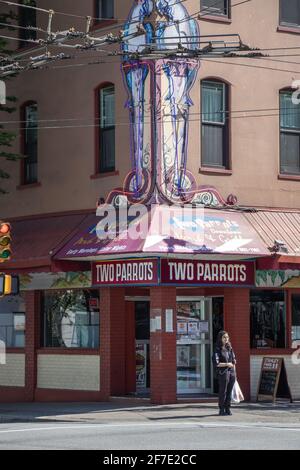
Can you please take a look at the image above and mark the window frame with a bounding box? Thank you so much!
[200,0,231,18]
[279,0,300,28]
[200,78,230,170]
[250,289,287,350]
[18,0,37,49]
[94,82,116,175]
[279,88,300,175]
[92,0,116,30]
[40,289,100,350]
[20,100,38,186]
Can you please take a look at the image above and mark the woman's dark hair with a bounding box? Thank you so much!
[216,330,232,350]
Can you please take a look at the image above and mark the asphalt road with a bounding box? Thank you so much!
[0,420,300,450]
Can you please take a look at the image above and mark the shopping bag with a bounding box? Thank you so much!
[231,380,244,403]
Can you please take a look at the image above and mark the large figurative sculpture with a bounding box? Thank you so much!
[122,0,200,204]
[103,0,237,208]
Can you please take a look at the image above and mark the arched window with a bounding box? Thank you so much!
[96,83,115,173]
[280,88,300,175]
[19,1,37,48]
[21,101,38,185]
[201,79,229,169]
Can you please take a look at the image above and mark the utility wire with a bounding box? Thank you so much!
[2,109,300,134]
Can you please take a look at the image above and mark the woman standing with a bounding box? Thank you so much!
[213,331,237,416]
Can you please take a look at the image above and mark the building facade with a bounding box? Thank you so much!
[0,0,300,404]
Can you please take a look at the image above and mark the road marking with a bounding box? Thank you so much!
[0,421,300,435]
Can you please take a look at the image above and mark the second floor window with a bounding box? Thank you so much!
[201,0,230,17]
[280,90,300,175]
[19,0,37,48]
[201,80,229,168]
[280,0,300,27]
[96,0,114,20]
[98,84,115,173]
[22,102,38,184]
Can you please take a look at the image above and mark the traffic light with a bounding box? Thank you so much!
[0,274,19,296]
[0,222,11,262]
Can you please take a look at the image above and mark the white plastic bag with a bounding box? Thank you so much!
[231,380,244,403]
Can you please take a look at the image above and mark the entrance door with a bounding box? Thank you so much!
[176,297,213,394]
[135,301,150,392]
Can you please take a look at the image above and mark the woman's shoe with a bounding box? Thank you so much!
[225,407,232,415]
[219,408,226,416]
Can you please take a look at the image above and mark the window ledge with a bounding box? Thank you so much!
[277,25,300,35]
[90,171,119,179]
[37,348,99,355]
[90,19,118,32]
[199,167,232,176]
[17,182,41,190]
[6,348,25,353]
[278,173,300,182]
[198,14,232,24]
[250,349,295,355]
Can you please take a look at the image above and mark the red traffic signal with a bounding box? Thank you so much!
[0,222,11,262]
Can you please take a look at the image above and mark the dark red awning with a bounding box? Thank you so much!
[3,212,92,271]
[55,205,270,261]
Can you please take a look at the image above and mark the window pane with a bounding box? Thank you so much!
[97,0,114,19]
[280,0,300,26]
[201,0,229,16]
[280,132,300,174]
[292,295,300,347]
[202,123,225,167]
[250,290,286,349]
[100,128,115,172]
[99,86,115,172]
[0,295,25,348]
[280,92,300,129]
[202,81,225,124]
[19,0,37,45]
[42,290,100,349]
[101,86,115,128]
[24,103,38,184]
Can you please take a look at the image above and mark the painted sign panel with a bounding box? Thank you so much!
[92,258,159,286]
[56,206,269,260]
[161,259,255,286]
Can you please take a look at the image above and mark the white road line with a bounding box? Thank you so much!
[0,422,300,435]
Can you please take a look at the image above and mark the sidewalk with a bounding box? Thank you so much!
[0,400,300,425]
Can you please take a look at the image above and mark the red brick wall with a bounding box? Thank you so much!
[100,287,127,397]
[24,290,40,401]
[99,287,111,400]
[150,286,177,404]
[224,288,250,400]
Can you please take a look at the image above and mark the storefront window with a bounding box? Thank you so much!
[250,290,286,349]
[176,299,212,394]
[292,295,300,348]
[42,290,100,349]
[0,295,25,348]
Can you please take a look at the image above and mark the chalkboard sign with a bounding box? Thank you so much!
[257,357,293,403]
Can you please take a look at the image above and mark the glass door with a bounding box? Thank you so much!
[176,297,213,394]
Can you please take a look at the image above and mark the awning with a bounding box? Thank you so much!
[4,212,92,270]
[55,205,270,261]
[244,209,300,259]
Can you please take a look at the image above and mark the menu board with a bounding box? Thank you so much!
[257,357,292,403]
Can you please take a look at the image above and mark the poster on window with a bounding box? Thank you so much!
[177,321,188,335]
[14,314,25,331]
[177,345,190,367]
[136,343,147,389]
[188,321,199,336]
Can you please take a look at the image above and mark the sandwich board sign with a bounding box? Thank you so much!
[257,357,292,403]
